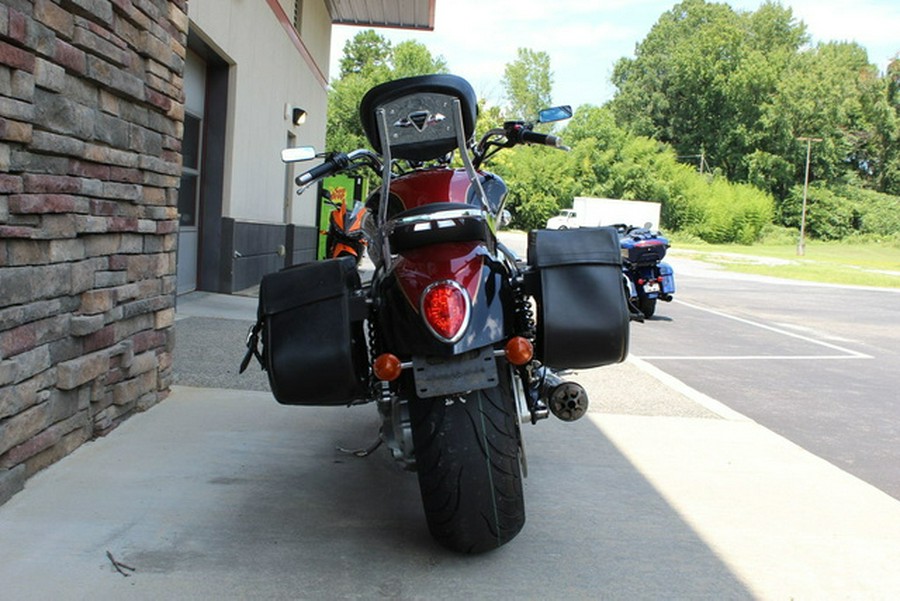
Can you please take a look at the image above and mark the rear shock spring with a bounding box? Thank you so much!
[365,308,385,401]
[366,312,379,365]
[513,279,535,340]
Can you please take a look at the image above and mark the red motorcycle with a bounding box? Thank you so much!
[244,74,629,553]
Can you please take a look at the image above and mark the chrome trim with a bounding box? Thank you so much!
[392,207,485,227]
[509,366,530,478]
[419,279,471,344]
[376,107,394,270]
[451,98,488,212]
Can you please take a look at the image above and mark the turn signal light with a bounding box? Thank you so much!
[373,353,402,381]
[505,337,533,365]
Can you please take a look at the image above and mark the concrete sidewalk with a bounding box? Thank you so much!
[1,292,900,599]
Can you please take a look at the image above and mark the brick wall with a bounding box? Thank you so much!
[0,0,187,504]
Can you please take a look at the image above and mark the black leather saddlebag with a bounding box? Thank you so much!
[527,227,629,369]
[248,257,369,405]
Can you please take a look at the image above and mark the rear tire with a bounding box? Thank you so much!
[408,375,525,553]
[639,297,657,318]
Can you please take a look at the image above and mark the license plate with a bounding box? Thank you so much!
[412,347,498,398]
[643,281,660,294]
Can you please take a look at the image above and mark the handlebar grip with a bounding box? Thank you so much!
[295,153,346,186]
[519,129,562,148]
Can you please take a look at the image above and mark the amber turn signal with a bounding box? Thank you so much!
[373,353,402,381]
[504,337,533,366]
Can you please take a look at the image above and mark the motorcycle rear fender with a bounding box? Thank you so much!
[624,273,638,298]
[659,261,676,295]
[374,241,513,358]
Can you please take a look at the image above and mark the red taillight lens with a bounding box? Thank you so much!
[421,280,470,342]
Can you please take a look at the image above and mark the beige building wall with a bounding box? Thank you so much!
[188,0,330,227]
[0,0,433,507]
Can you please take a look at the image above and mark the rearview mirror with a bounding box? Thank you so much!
[281,146,316,163]
[538,105,573,124]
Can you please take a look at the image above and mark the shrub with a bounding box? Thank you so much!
[780,184,900,240]
[758,224,800,244]
[681,179,775,243]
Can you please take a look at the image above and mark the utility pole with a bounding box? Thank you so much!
[796,136,822,256]
[677,149,708,175]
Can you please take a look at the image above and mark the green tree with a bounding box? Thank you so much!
[338,29,391,78]
[474,100,504,141]
[326,72,377,153]
[501,48,553,120]
[326,31,448,152]
[488,144,576,229]
[322,25,790,243]
[757,42,898,194]
[391,39,448,79]
[562,104,626,148]
[611,0,807,182]
[883,57,900,194]
[609,0,900,240]
[780,183,900,240]
[561,105,628,194]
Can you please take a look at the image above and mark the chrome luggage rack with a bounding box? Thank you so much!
[385,204,491,254]
[374,95,489,267]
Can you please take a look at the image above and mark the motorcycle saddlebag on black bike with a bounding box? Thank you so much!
[251,256,369,406]
[527,227,629,369]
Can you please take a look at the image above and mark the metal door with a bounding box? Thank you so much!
[177,49,206,295]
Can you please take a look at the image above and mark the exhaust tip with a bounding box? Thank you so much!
[548,382,589,422]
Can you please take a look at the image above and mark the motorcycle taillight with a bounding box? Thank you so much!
[421,280,470,343]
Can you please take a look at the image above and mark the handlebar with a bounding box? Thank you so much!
[293,149,383,187]
[297,125,563,186]
[517,128,563,148]
[473,123,568,168]
[296,152,349,186]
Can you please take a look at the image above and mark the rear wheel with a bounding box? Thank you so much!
[408,375,525,553]
[639,297,657,318]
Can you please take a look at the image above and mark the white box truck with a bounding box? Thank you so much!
[546,197,661,230]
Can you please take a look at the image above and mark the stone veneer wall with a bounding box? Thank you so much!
[0,0,187,504]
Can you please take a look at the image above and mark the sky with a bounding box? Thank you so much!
[329,0,900,111]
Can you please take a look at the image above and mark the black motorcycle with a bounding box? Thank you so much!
[244,74,630,553]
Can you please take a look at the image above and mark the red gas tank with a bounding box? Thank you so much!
[387,168,508,215]
[389,168,471,211]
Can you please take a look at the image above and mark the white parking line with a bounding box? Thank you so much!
[639,354,872,360]
[638,299,874,360]
[627,356,753,421]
